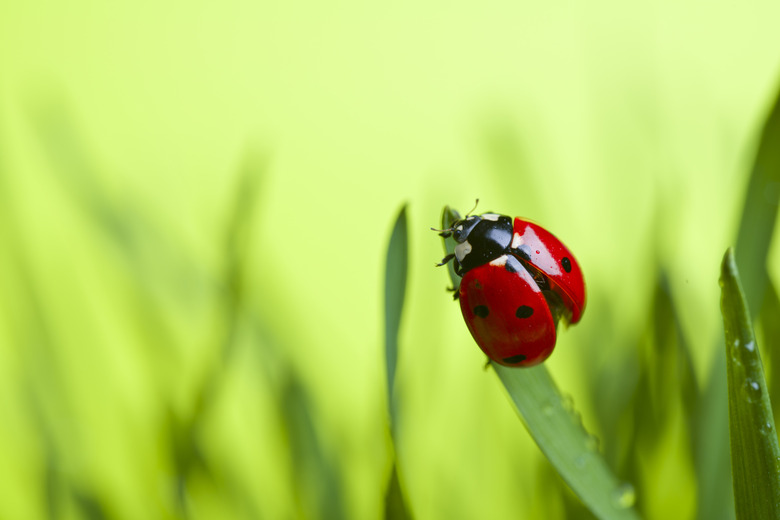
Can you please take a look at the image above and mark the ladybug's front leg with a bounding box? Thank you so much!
[436,253,455,267]
[435,252,461,298]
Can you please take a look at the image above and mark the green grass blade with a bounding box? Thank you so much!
[384,204,412,520]
[720,247,780,519]
[494,366,639,519]
[385,204,409,423]
[440,206,639,520]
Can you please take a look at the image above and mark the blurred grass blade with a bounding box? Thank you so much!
[384,462,411,520]
[441,206,639,520]
[734,83,780,313]
[385,204,408,423]
[611,270,699,519]
[280,376,348,520]
[720,248,780,519]
[694,346,736,520]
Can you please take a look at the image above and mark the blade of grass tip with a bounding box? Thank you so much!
[384,204,412,520]
[720,248,780,519]
[385,204,408,426]
[440,207,639,520]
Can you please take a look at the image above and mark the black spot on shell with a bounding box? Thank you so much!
[503,354,527,364]
[474,305,489,318]
[561,257,572,273]
[516,305,534,318]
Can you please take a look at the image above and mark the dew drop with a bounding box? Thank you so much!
[760,422,774,436]
[561,394,574,412]
[611,482,636,509]
[585,434,600,452]
[541,396,559,416]
[745,341,756,352]
[742,379,762,403]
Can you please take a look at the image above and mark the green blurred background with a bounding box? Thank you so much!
[2,1,780,519]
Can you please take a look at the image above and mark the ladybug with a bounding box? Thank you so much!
[436,209,586,367]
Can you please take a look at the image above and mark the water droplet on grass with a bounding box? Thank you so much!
[540,395,560,417]
[742,379,762,403]
[611,482,636,509]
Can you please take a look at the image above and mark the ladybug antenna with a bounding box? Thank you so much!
[430,225,451,233]
[431,226,453,238]
[432,199,478,235]
[465,198,480,217]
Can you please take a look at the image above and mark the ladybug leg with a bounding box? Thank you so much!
[446,285,460,300]
[483,357,492,371]
[436,253,455,267]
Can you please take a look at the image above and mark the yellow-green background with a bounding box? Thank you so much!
[1,1,780,519]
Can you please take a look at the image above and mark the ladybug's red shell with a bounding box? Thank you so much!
[459,255,556,367]
[437,209,586,367]
[511,218,586,324]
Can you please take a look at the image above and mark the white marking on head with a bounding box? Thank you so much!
[455,240,472,263]
[511,232,523,249]
[481,213,500,221]
[489,255,507,266]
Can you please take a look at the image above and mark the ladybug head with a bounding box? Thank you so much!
[436,212,514,275]
[450,215,482,243]
[434,199,481,240]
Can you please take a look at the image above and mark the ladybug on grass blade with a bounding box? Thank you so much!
[435,204,586,367]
